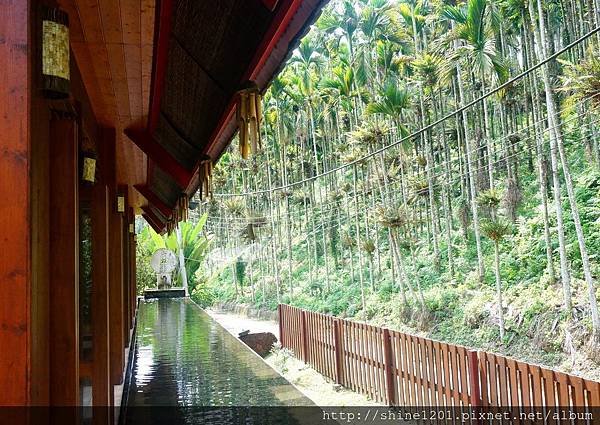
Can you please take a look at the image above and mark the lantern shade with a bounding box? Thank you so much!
[42,7,70,99]
[81,154,96,183]
[117,195,125,213]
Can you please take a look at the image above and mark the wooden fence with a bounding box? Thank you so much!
[279,304,600,415]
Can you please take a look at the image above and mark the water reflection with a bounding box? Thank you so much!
[124,299,315,424]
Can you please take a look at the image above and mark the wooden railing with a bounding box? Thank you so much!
[278,304,600,413]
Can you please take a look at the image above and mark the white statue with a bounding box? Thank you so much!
[150,248,177,289]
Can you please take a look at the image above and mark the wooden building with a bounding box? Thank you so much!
[0,0,325,417]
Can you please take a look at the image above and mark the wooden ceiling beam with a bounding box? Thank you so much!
[140,205,166,227]
[141,210,164,234]
[147,0,174,134]
[125,127,192,188]
[133,184,173,218]
[141,207,166,234]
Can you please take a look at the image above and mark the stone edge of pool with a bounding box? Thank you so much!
[186,297,318,407]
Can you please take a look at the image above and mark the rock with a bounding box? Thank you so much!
[239,332,277,357]
[332,384,343,392]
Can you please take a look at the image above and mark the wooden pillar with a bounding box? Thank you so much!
[90,182,111,410]
[277,305,283,345]
[119,185,131,348]
[110,205,124,384]
[132,236,137,317]
[102,129,125,386]
[0,0,31,406]
[382,328,395,406]
[128,207,137,323]
[469,350,482,423]
[49,118,80,405]
[301,310,308,362]
[333,320,343,385]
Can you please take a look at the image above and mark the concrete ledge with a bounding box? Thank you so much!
[212,301,278,321]
[144,288,186,299]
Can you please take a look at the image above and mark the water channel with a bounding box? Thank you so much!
[122,298,318,424]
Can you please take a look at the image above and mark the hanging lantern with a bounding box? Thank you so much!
[116,194,125,213]
[196,158,213,201]
[202,161,213,199]
[166,219,176,235]
[81,151,96,184]
[178,195,189,222]
[236,83,262,159]
[41,7,70,99]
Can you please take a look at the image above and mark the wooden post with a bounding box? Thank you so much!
[468,350,482,424]
[128,207,136,325]
[49,118,80,405]
[383,328,396,406]
[132,236,137,318]
[277,305,283,346]
[102,128,125,386]
[109,196,124,384]
[333,320,343,385]
[119,185,131,348]
[301,310,308,363]
[90,182,111,411]
[0,0,32,406]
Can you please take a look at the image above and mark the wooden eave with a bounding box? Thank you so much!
[127,0,327,232]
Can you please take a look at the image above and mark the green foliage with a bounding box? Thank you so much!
[480,217,513,242]
[560,45,600,107]
[136,243,157,294]
[477,188,503,209]
[424,287,460,320]
[235,258,246,287]
[198,0,600,379]
[191,282,215,308]
[136,214,210,293]
[79,213,93,328]
[375,203,409,228]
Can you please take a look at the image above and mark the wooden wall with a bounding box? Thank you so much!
[0,0,138,407]
[0,0,33,406]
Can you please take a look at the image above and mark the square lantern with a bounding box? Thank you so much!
[42,7,70,99]
[117,195,125,213]
[81,151,96,184]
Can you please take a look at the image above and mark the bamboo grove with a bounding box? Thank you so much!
[192,0,600,352]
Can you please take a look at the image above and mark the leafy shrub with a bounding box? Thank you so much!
[191,282,215,308]
[270,342,294,374]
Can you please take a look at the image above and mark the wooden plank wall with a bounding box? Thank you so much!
[105,128,126,386]
[90,183,112,408]
[279,304,600,418]
[0,0,140,408]
[49,118,80,405]
[0,0,32,406]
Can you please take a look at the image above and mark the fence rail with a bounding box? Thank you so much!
[278,304,600,416]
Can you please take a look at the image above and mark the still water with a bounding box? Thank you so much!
[123,298,318,424]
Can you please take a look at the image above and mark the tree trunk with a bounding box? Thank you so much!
[494,241,506,341]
